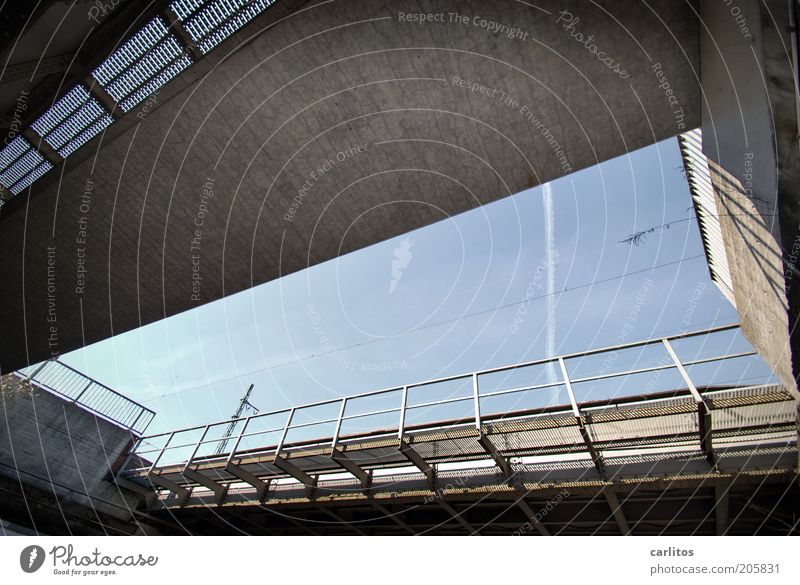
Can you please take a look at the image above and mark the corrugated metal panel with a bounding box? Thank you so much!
[679,129,736,307]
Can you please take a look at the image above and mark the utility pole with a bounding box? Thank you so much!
[214,384,257,455]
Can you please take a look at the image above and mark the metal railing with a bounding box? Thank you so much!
[16,359,155,434]
[124,323,780,473]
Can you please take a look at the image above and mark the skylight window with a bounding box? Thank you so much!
[119,54,193,111]
[10,160,54,194]
[30,85,92,137]
[0,2,281,203]
[93,16,195,113]
[58,114,114,158]
[43,98,106,151]
[172,0,277,54]
[0,137,30,171]
[0,146,45,189]
[0,138,53,196]
[29,83,111,159]
[92,18,171,86]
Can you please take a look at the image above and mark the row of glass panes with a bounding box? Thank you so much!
[176,0,277,53]
[0,0,278,199]
[0,137,54,196]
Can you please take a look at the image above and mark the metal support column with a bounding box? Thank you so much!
[225,416,269,500]
[663,338,715,465]
[274,408,316,498]
[602,485,630,535]
[560,357,606,478]
[146,431,190,506]
[182,425,228,504]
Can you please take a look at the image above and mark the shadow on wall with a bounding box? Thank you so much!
[707,159,794,389]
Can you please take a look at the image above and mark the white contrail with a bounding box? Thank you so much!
[542,182,558,403]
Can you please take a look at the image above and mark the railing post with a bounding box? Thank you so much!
[129,408,145,434]
[558,357,580,417]
[397,386,408,439]
[331,397,347,450]
[472,373,481,430]
[226,416,253,464]
[662,338,713,464]
[275,408,295,458]
[662,338,703,403]
[186,425,211,466]
[73,381,92,404]
[148,431,175,474]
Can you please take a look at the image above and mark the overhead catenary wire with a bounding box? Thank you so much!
[142,253,708,403]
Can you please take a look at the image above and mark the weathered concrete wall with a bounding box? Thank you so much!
[0,0,701,372]
[0,374,151,534]
[699,0,798,389]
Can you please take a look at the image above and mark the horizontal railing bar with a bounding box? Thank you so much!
[405,394,473,410]
[566,350,757,386]
[478,379,564,399]
[280,416,339,431]
[131,324,742,443]
[474,323,741,378]
[569,363,676,385]
[145,440,203,452]
[229,427,284,441]
[339,406,402,422]
[683,351,756,367]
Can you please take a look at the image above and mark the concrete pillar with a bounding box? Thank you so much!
[700,0,799,389]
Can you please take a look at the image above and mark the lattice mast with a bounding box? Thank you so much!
[214,383,257,455]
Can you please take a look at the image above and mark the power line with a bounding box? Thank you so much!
[142,253,707,403]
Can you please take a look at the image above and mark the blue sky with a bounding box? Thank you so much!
[60,136,762,435]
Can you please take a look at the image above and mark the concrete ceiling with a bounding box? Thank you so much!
[0,0,700,372]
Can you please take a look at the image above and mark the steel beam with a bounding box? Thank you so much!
[699,402,715,465]
[84,77,121,119]
[225,462,270,500]
[318,507,367,536]
[398,438,435,489]
[714,481,730,536]
[516,499,550,535]
[331,448,371,489]
[273,456,317,499]
[578,417,607,479]
[439,499,475,534]
[163,7,203,61]
[182,467,228,505]
[146,472,190,506]
[477,433,511,478]
[369,501,416,535]
[21,127,62,165]
[602,486,631,535]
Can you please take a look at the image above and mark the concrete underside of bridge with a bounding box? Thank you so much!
[145,473,800,535]
[1,0,701,371]
[0,0,797,392]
